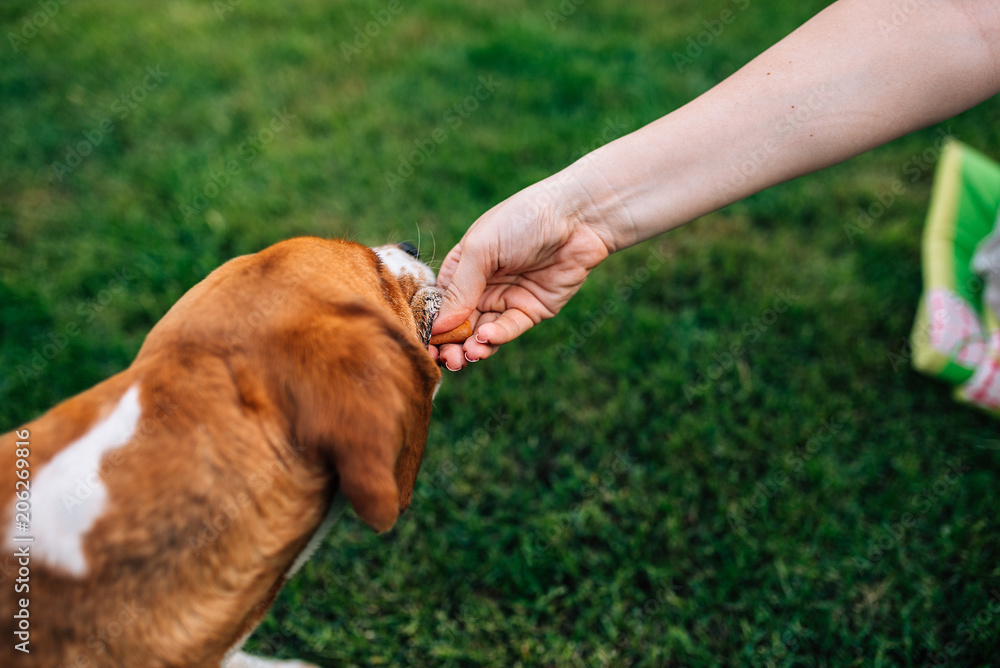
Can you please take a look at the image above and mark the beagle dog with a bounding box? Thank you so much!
[1,237,444,667]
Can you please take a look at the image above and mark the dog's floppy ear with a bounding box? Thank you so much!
[286,304,440,533]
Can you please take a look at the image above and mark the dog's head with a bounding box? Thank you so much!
[371,241,443,348]
[143,237,444,533]
[302,239,444,533]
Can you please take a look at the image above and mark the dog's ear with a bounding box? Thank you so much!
[286,306,440,533]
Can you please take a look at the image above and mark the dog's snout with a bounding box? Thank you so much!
[398,241,419,260]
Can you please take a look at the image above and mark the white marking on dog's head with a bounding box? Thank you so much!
[9,385,142,576]
[373,244,436,286]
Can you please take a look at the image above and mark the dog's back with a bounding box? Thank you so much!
[1,238,442,667]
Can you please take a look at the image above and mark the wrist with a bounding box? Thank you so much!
[550,125,708,254]
[547,146,637,256]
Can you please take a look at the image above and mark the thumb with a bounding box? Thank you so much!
[433,251,487,334]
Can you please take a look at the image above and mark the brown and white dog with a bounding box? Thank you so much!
[1,237,445,667]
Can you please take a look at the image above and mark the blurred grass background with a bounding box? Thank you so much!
[2,0,1000,665]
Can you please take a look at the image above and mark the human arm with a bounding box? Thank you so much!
[433,0,1000,370]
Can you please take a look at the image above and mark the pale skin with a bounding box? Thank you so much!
[430,0,1000,371]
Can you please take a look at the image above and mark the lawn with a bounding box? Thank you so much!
[2,0,1000,665]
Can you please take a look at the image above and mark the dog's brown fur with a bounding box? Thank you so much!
[0,237,442,667]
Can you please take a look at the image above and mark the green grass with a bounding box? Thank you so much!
[3,0,1000,665]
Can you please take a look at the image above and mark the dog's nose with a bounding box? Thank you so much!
[398,241,419,259]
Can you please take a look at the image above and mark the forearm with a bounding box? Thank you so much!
[559,0,1000,253]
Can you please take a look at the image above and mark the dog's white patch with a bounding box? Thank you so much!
[374,246,436,285]
[223,651,317,668]
[9,385,143,576]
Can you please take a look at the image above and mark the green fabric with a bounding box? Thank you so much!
[911,140,1000,383]
[951,145,1000,309]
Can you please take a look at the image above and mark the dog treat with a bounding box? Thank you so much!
[429,320,473,346]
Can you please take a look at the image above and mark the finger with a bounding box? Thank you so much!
[436,310,488,370]
[462,339,499,363]
[435,244,462,291]
[438,342,468,372]
[461,312,500,362]
[474,308,536,346]
[433,249,489,334]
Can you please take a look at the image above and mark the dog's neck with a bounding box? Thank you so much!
[285,490,349,578]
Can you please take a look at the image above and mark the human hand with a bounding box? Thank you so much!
[430,177,612,371]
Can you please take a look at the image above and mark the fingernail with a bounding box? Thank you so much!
[475,333,488,345]
[445,363,460,372]
[464,352,479,363]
